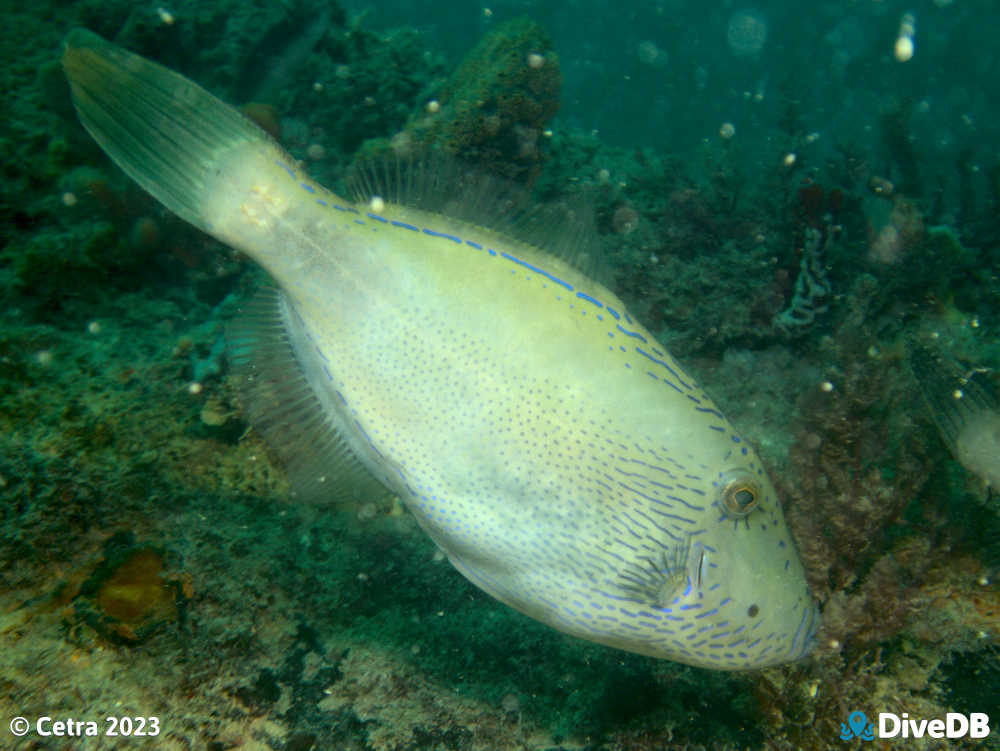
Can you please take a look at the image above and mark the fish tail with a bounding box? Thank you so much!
[61,28,268,234]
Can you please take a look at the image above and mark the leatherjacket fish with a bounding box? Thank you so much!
[62,28,817,669]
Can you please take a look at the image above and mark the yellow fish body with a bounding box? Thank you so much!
[63,29,817,670]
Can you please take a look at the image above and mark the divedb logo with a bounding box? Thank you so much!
[840,710,991,741]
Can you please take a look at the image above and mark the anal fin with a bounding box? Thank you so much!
[226,286,389,505]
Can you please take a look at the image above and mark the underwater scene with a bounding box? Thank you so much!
[2,0,999,748]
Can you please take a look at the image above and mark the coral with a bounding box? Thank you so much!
[866,194,924,265]
[773,224,834,334]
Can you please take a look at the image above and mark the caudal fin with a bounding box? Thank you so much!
[61,28,268,232]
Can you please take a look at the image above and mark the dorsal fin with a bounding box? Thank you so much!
[345,150,609,283]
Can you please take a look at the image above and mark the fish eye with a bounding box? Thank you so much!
[719,470,761,518]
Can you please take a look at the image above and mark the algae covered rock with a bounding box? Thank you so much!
[378,18,562,183]
[71,531,190,644]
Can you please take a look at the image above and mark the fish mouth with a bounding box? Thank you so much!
[790,599,820,660]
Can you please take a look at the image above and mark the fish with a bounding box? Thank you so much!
[62,28,818,670]
[906,334,1000,491]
